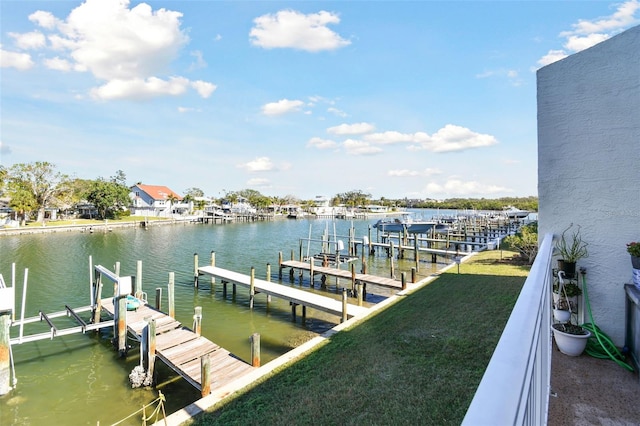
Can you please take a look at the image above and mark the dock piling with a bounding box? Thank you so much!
[251,333,261,367]
[168,272,175,318]
[193,307,202,336]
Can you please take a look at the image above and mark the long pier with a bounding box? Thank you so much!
[197,265,369,321]
[279,260,403,290]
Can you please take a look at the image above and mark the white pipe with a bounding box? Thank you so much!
[19,268,28,343]
[11,263,15,322]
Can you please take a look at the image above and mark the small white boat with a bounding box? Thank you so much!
[374,215,438,234]
[503,206,530,219]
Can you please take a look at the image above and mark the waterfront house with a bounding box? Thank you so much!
[464,24,640,424]
[129,184,183,218]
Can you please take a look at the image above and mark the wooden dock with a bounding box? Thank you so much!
[279,260,403,290]
[100,298,254,392]
[198,266,370,320]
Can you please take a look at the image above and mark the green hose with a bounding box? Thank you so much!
[580,269,634,371]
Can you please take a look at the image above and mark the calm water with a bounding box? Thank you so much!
[0,210,453,425]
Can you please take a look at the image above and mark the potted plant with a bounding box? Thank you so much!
[551,268,591,356]
[627,241,640,288]
[555,224,588,278]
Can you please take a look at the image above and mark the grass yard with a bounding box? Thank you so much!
[189,250,530,426]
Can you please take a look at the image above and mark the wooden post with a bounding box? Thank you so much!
[309,258,314,287]
[135,260,143,298]
[92,275,103,325]
[251,333,261,367]
[155,287,162,311]
[411,267,417,284]
[341,288,348,323]
[278,252,283,279]
[401,272,407,290]
[168,272,175,319]
[357,282,363,306]
[390,241,395,278]
[210,251,216,287]
[193,306,202,336]
[266,263,272,303]
[143,317,156,380]
[351,263,356,294]
[116,292,127,356]
[193,253,199,287]
[250,267,255,309]
[0,311,11,395]
[201,355,211,396]
[414,236,420,272]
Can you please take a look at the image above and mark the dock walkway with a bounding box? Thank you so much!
[100,298,254,392]
[279,260,402,290]
[198,266,369,319]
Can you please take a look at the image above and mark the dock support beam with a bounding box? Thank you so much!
[168,272,175,319]
[250,267,255,309]
[0,310,11,396]
[201,355,211,396]
[193,307,202,336]
[142,317,156,383]
[341,288,348,323]
[193,253,199,287]
[251,333,261,367]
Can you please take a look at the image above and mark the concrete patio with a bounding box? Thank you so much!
[548,341,640,425]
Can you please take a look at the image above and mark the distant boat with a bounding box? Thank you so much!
[503,206,530,219]
[374,216,439,234]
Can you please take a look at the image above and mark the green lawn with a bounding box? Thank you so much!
[188,250,529,426]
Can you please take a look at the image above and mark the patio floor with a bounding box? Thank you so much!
[548,341,640,425]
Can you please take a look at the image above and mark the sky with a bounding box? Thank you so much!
[1,1,639,201]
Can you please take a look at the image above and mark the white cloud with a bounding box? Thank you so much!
[537,0,640,66]
[90,76,190,100]
[0,47,34,70]
[238,157,275,172]
[537,49,568,67]
[327,122,375,135]
[191,80,216,98]
[14,0,216,100]
[9,31,46,50]
[261,99,304,116]
[365,131,428,145]
[343,139,382,155]
[408,124,498,153]
[307,137,338,149]
[327,107,347,117]
[44,56,73,71]
[388,168,442,177]
[247,178,271,187]
[250,10,351,51]
[29,10,60,29]
[425,179,511,196]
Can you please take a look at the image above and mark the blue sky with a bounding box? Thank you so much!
[1,1,639,201]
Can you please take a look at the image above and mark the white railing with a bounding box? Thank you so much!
[462,233,554,426]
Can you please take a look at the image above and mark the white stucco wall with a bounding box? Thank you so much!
[537,25,640,345]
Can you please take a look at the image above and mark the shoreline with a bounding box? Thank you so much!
[0,217,200,236]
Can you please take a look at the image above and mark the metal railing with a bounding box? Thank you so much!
[462,233,554,425]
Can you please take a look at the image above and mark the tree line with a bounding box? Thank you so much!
[0,162,538,225]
